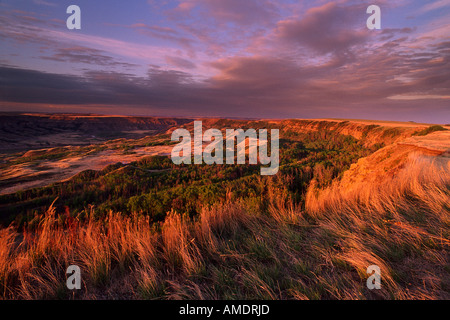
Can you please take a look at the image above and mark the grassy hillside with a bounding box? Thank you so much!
[0,120,448,299]
[1,120,383,227]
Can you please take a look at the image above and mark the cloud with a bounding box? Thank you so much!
[40,46,138,69]
[0,66,107,105]
[1,1,449,123]
[171,0,279,26]
[1,33,450,123]
[419,0,450,14]
[165,56,197,69]
[32,0,57,7]
[129,23,196,51]
[164,0,280,56]
[274,2,369,55]
[388,94,450,100]
[0,9,184,70]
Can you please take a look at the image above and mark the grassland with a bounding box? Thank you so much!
[0,119,448,300]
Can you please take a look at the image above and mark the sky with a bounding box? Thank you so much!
[0,0,449,123]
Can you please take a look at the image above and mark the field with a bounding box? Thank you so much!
[0,114,448,299]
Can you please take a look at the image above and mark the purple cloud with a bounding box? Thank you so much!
[275,2,369,55]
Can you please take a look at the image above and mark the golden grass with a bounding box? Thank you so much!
[0,152,448,300]
[305,152,450,299]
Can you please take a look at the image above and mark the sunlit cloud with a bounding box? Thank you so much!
[388,94,450,100]
[418,0,450,14]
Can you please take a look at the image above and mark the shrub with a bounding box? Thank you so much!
[413,125,447,136]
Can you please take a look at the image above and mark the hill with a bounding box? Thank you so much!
[0,116,448,299]
[0,113,192,153]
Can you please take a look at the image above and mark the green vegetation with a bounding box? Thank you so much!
[0,128,378,228]
[413,125,448,136]
[0,120,448,300]
[1,155,448,299]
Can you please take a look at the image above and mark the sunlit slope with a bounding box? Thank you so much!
[307,130,450,201]
[1,121,448,299]
[304,130,449,299]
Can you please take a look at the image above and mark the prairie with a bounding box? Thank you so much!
[0,116,448,300]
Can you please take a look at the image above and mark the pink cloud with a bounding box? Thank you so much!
[173,0,278,26]
[274,2,369,54]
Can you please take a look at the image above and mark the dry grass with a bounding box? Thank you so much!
[0,151,449,300]
[305,152,450,299]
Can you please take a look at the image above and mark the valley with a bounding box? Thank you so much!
[0,114,448,300]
